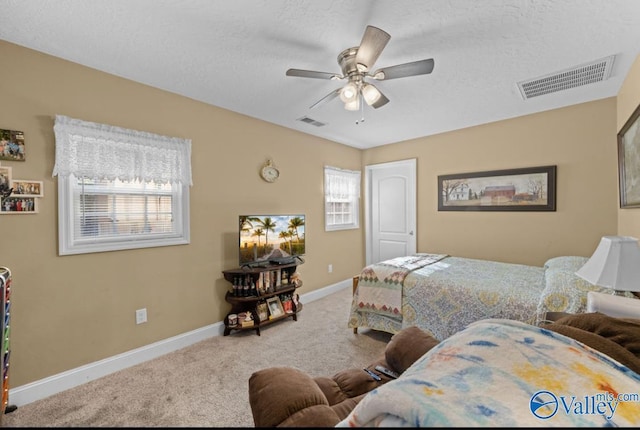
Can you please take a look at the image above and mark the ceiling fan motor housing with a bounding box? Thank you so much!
[338,47,361,77]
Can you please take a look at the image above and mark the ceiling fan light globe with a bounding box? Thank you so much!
[339,82,358,103]
[344,98,360,111]
[362,83,381,105]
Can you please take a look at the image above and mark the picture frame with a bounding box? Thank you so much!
[1,196,38,214]
[0,129,25,161]
[10,179,43,197]
[256,301,269,322]
[618,102,640,208]
[0,166,11,195]
[266,296,284,319]
[438,165,557,212]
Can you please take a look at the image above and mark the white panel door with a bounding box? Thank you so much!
[365,159,417,265]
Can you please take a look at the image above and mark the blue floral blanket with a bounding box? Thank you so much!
[337,319,640,427]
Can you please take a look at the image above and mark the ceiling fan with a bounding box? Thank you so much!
[286,25,435,112]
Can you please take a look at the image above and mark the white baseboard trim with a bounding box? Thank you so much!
[8,279,351,407]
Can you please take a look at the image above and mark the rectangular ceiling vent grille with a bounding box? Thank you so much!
[297,116,326,127]
[518,55,615,100]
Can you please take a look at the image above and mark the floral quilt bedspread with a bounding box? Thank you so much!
[337,319,640,427]
[349,255,546,339]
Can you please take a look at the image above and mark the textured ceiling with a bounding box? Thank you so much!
[1,0,640,149]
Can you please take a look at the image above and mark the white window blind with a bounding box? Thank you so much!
[53,115,192,255]
[324,166,361,231]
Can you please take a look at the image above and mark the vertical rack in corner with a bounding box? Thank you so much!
[0,267,16,418]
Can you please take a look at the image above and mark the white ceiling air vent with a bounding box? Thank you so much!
[518,55,615,100]
[297,116,327,127]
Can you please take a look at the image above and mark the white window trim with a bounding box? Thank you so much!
[53,115,191,255]
[324,166,361,232]
[57,177,190,255]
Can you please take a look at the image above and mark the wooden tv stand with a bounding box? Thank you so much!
[221,261,303,336]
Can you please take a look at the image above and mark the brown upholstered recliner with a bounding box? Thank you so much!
[248,326,439,427]
[544,312,640,374]
[249,313,640,427]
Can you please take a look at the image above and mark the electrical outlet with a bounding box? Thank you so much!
[328,264,333,273]
[136,308,147,325]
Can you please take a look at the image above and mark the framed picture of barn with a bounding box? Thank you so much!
[438,165,556,211]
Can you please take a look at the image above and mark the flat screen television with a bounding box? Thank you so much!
[239,214,305,267]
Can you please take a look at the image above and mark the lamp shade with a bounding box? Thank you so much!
[575,236,640,292]
[339,82,358,103]
[361,83,381,105]
[344,97,360,111]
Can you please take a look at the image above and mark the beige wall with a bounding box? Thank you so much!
[0,41,363,387]
[364,99,620,266]
[0,39,631,390]
[617,54,640,237]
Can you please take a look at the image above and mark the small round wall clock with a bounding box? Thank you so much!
[260,159,280,183]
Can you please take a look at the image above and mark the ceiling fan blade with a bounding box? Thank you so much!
[370,90,389,109]
[309,88,341,109]
[355,25,390,72]
[372,58,435,80]
[286,68,341,80]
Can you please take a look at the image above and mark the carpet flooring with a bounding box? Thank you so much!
[1,285,391,427]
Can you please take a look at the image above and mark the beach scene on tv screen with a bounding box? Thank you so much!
[239,215,305,264]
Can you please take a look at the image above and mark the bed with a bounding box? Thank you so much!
[348,253,633,340]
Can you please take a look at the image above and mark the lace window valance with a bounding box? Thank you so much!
[52,115,192,186]
[324,166,361,200]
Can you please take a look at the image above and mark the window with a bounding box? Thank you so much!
[324,166,361,231]
[53,115,192,255]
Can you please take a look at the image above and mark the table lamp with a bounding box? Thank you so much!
[575,236,640,303]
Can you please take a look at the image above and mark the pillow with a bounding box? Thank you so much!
[543,255,588,271]
[536,267,610,320]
